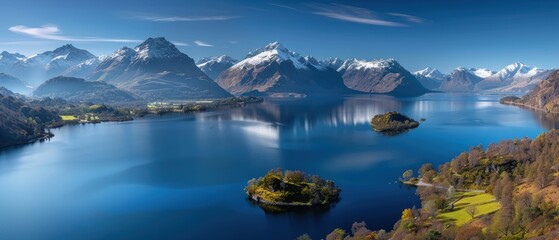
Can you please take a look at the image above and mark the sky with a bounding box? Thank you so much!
[0,0,558,73]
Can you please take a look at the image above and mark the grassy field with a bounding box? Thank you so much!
[60,115,77,121]
[438,192,501,226]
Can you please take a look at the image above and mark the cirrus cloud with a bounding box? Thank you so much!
[141,15,238,22]
[194,40,213,47]
[8,25,189,47]
[9,25,142,43]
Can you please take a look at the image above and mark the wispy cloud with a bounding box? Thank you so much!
[311,4,404,27]
[194,40,213,47]
[388,13,424,24]
[9,25,142,43]
[140,16,238,22]
[172,42,189,47]
[303,3,424,27]
[267,3,301,12]
[8,25,188,46]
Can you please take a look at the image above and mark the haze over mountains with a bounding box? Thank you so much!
[0,37,555,102]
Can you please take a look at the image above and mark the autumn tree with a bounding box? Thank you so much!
[402,169,413,181]
[465,205,477,219]
[401,208,413,221]
[326,228,346,240]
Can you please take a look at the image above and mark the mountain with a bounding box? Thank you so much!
[215,42,353,97]
[475,62,552,92]
[196,55,237,79]
[0,51,25,72]
[439,67,491,92]
[9,44,96,85]
[413,67,448,90]
[63,56,107,79]
[321,57,345,71]
[0,92,59,148]
[33,76,137,103]
[509,70,559,112]
[90,37,232,100]
[337,58,428,96]
[0,73,32,94]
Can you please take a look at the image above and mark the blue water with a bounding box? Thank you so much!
[0,93,550,239]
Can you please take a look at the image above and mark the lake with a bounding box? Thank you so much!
[0,93,551,239]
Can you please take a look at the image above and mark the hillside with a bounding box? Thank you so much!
[33,76,137,103]
[89,37,232,100]
[0,91,60,148]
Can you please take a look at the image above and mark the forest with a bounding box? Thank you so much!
[311,130,559,239]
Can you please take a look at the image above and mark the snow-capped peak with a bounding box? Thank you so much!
[345,58,398,71]
[493,62,542,80]
[133,37,182,61]
[112,47,136,58]
[454,67,494,78]
[0,51,25,63]
[414,67,447,79]
[235,42,308,70]
[302,56,325,70]
[196,55,237,68]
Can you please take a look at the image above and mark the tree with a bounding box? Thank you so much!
[455,224,484,240]
[401,208,414,221]
[422,200,437,218]
[296,234,312,240]
[326,228,346,240]
[465,205,477,219]
[420,163,435,176]
[402,169,413,181]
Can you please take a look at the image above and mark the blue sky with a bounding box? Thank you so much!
[0,0,558,73]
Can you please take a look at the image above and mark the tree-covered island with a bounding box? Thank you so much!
[371,111,420,134]
[245,169,341,210]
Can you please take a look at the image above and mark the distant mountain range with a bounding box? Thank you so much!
[332,58,428,96]
[412,63,553,93]
[412,68,447,90]
[196,55,237,79]
[0,38,556,102]
[88,37,232,100]
[216,42,354,97]
[0,73,31,94]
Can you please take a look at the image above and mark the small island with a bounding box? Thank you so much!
[245,169,341,211]
[371,111,420,134]
[499,96,521,105]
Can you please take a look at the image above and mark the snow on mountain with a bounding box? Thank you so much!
[7,44,96,85]
[233,42,309,70]
[63,55,108,79]
[0,51,25,68]
[321,57,344,71]
[453,67,494,78]
[413,67,447,80]
[90,37,231,100]
[196,55,237,79]
[413,67,448,90]
[216,42,353,97]
[338,58,428,96]
[495,62,542,80]
[132,37,184,62]
[439,67,485,92]
[476,62,553,92]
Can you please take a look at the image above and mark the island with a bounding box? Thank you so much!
[370,111,420,134]
[499,96,521,105]
[245,169,341,211]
